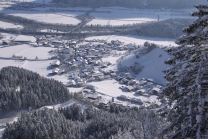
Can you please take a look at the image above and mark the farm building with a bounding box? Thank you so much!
[51,68,60,74]
[50,60,61,66]
[87,93,99,100]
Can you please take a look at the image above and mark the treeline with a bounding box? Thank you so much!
[0,66,71,114]
[51,0,206,9]
[3,104,167,139]
[128,18,194,39]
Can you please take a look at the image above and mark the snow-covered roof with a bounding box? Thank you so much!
[52,68,59,73]
[51,60,60,66]
[14,35,36,42]
[87,93,98,99]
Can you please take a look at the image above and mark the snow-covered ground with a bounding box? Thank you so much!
[86,35,177,46]
[0,21,23,29]
[1,10,81,25]
[121,47,170,83]
[42,100,80,110]
[87,7,194,26]
[14,35,36,42]
[0,45,54,59]
[89,79,160,105]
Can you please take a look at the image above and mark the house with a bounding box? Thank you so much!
[13,35,36,44]
[120,78,129,84]
[50,60,60,66]
[151,87,161,95]
[110,73,116,78]
[68,72,80,78]
[128,80,137,85]
[85,84,97,90]
[66,80,76,87]
[117,95,128,101]
[51,68,59,74]
[59,69,66,74]
[98,99,109,108]
[97,75,105,81]
[51,40,63,45]
[45,35,51,38]
[85,64,93,71]
[135,89,146,95]
[126,86,134,92]
[103,70,110,75]
[62,48,75,54]
[85,55,97,60]
[87,93,98,100]
[82,89,92,93]
[104,75,111,80]
[77,81,86,87]
[130,98,143,105]
[123,73,132,79]
[88,76,95,82]
[71,40,77,45]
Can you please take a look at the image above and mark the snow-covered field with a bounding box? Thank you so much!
[0,45,54,59]
[121,47,170,83]
[86,35,177,46]
[87,7,194,26]
[1,10,81,25]
[89,79,160,105]
[0,21,23,29]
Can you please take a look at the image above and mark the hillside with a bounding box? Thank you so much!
[0,66,71,114]
[120,44,170,83]
[3,104,166,139]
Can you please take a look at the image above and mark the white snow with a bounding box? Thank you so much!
[0,21,23,29]
[0,59,25,68]
[102,55,122,70]
[86,35,177,46]
[0,44,54,59]
[89,79,160,105]
[42,100,76,110]
[121,48,170,83]
[14,35,36,42]
[1,10,81,25]
[88,7,194,26]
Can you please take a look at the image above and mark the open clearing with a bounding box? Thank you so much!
[89,79,160,105]
[0,45,54,59]
[87,7,194,26]
[1,10,81,25]
[86,35,177,46]
[0,21,23,29]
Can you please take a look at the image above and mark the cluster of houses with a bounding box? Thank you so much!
[115,73,163,105]
[35,35,78,48]
[77,84,121,109]
[48,38,139,87]
[116,73,162,94]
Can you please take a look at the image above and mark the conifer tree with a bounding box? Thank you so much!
[161,3,208,139]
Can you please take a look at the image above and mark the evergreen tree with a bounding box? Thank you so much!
[161,3,208,139]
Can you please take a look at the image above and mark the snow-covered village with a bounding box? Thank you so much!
[0,0,208,139]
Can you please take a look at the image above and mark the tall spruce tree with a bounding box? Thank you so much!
[161,3,208,139]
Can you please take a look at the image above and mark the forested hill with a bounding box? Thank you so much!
[3,104,166,139]
[0,66,71,114]
[131,18,194,39]
[51,0,206,9]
